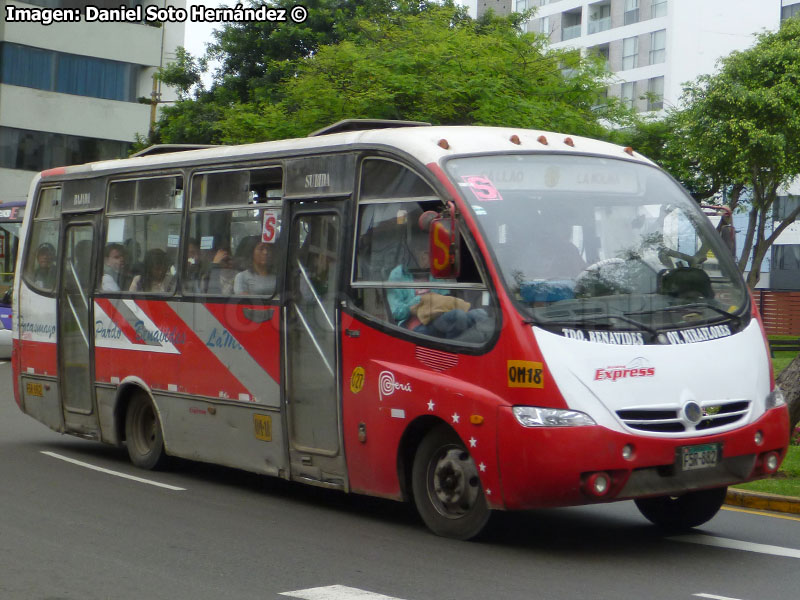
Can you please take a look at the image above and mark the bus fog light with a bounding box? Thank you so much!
[585,472,611,497]
[622,444,635,460]
[754,431,763,446]
[763,452,780,473]
[765,388,786,409]
[512,407,596,427]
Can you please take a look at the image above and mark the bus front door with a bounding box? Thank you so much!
[284,203,347,488]
[58,220,98,435]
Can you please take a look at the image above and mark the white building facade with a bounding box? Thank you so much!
[0,0,185,203]
[490,0,800,115]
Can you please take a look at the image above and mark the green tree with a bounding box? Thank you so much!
[641,18,800,288]
[153,3,630,144]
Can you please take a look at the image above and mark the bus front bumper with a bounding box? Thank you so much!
[496,405,789,511]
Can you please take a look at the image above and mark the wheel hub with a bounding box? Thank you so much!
[431,448,481,517]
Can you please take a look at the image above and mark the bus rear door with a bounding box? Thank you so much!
[58,217,99,435]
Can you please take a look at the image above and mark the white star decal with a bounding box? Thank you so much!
[485,489,492,496]
[451,412,460,424]
[479,462,487,472]
[427,399,435,411]
[469,437,477,448]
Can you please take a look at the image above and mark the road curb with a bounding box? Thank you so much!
[725,488,800,514]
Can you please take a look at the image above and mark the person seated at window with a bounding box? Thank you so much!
[387,213,486,339]
[205,240,235,295]
[234,235,276,296]
[32,242,57,289]
[129,248,174,293]
[101,242,126,291]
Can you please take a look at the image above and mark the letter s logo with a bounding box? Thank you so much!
[432,223,450,271]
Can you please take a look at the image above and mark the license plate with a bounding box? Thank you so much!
[25,382,43,397]
[680,443,720,471]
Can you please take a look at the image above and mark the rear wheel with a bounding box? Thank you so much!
[411,425,490,540]
[635,487,727,530]
[125,392,166,470]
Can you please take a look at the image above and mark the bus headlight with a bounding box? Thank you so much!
[766,388,786,409]
[512,406,596,427]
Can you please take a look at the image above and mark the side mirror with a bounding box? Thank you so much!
[421,203,460,279]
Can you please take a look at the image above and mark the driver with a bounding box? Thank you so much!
[532,213,587,279]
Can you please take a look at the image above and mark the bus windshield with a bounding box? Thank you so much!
[446,154,748,337]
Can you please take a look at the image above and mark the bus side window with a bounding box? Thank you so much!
[21,187,62,293]
[351,159,496,345]
[185,167,283,298]
[100,176,183,294]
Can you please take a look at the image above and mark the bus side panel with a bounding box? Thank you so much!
[340,311,508,508]
[154,394,285,477]
[16,286,58,377]
[93,298,287,475]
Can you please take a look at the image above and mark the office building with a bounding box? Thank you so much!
[0,0,185,202]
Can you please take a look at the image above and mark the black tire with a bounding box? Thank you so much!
[411,424,491,540]
[634,487,728,531]
[125,392,166,470]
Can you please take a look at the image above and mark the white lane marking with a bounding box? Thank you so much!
[672,534,800,559]
[693,594,746,600]
[41,451,186,491]
[280,585,407,600]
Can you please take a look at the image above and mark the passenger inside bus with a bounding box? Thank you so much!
[527,208,587,280]
[101,243,126,291]
[129,248,175,293]
[32,243,57,289]
[387,211,487,339]
[205,241,235,295]
[233,235,276,296]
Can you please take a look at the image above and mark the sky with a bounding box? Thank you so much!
[183,1,234,60]
[181,1,474,62]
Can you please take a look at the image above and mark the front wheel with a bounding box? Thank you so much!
[634,487,728,531]
[411,425,490,540]
[125,392,166,470]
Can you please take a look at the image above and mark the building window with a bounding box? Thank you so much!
[562,9,582,40]
[647,76,664,111]
[622,36,639,70]
[774,246,800,271]
[0,126,130,173]
[588,2,611,34]
[590,43,610,66]
[0,42,138,102]
[650,29,666,64]
[782,3,800,20]
[652,0,668,18]
[624,0,639,25]
[774,195,800,220]
[621,81,636,110]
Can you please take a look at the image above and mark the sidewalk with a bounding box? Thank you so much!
[726,488,800,515]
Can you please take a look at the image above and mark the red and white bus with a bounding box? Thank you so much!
[12,121,789,539]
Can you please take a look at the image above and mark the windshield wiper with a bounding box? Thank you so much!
[627,302,742,322]
[572,313,659,337]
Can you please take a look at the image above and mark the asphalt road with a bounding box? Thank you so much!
[1,361,798,600]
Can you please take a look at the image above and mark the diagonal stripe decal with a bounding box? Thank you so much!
[171,301,281,407]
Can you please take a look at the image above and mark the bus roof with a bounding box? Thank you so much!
[38,125,653,180]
